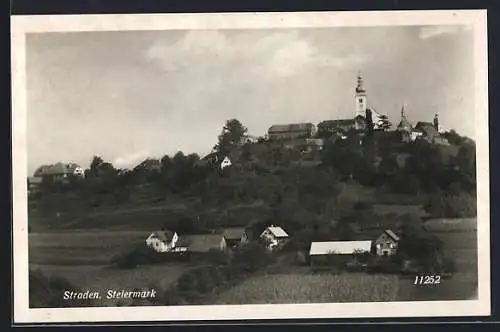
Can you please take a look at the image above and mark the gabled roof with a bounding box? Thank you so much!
[262,226,289,238]
[383,229,400,242]
[223,228,246,240]
[309,241,372,255]
[149,230,175,243]
[268,123,316,133]
[176,234,224,252]
[397,116,413,132]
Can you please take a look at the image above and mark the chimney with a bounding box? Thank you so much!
[433,113,439,131]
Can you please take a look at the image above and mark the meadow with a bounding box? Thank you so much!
[29,230,195,307]
[215,273,400,304]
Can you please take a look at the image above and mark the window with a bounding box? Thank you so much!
[359,98,363,103]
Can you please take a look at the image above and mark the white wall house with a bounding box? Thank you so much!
[145,230,179,253]
[260,225,289,250]
[220,156,232,170]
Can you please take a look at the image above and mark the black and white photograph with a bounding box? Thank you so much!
[11,10,490,323]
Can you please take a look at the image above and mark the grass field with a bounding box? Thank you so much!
[215,273,400,304]
[29,231,195,307]
[398,219,478,302]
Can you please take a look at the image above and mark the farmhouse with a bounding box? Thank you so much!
[176,234,227,253]
[145,230,179,253]
[260,225,289,250]
[223,228,249,248]
[309,240,372,266]
[374,229,400,256]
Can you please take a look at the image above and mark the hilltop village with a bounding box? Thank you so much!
[28,75,477,307]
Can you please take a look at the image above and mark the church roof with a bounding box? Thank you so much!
[397,116,413,132]
[268,123,315,133]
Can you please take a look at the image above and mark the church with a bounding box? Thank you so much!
[317,74,449,146]
[317,74,391,139]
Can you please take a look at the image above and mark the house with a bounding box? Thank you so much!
[220,156,232,170]
[145,230,179,253]
[374,229,400,256]
[309,240,372,266]
[260,225,289,250]
[135,158,161,172]
[268,123,317,141]
[34,162,85,182]
[223,228,249,248]
[176,234,227,253]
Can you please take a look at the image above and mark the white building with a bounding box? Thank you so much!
[145,230,179,253]
[260,225,289,250]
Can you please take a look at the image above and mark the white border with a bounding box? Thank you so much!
[11,10,490,324]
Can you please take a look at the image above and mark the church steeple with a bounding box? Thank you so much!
[355,73,367,117]
[433,113,439,131]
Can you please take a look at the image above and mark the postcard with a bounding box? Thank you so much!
[11,9,490,323]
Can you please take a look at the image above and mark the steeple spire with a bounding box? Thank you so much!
[356,72,365,93]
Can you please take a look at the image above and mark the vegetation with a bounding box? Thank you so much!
[28,117,477,306]
[215,273,400,304]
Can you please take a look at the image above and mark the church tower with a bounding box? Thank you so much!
[355,74,367,118]
[433,113,439,132]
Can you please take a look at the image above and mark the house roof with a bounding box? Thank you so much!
[149,230,175,243]
[319,119,356,128]
[372,204,429,217]
[263,226,289,238]
[309,241,372,255]
[415,122,439,137]
[383,229,400,241]
[35,162,82,176]
[176,234,224,252]
[223,228,246,240]
[397,116,413,132]
[268,123,316,134]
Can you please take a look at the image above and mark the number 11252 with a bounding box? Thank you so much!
[414,275,441,285]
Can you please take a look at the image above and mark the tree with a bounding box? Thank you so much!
[214,119,248,157]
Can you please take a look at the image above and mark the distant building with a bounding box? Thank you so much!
[34,162,85,182]
[220,156,232,170]
[222,228,249,248]
[268,123,317,141]
[135,158,161,172]
[309,240,372,266]
[396,107,449,145]
[374,229,400,256]
[260,225,289,250]
[145,230,179,253]
[176,234,227,253]
[317,74,390,139]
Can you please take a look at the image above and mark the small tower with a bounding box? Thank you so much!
[355,73,367,118]
[433,113,439,132]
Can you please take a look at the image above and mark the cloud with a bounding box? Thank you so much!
[145,30,370,79]
[418,25,471,40]
[113,151,150,169]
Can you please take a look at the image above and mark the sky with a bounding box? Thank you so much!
[26,25,474,174]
